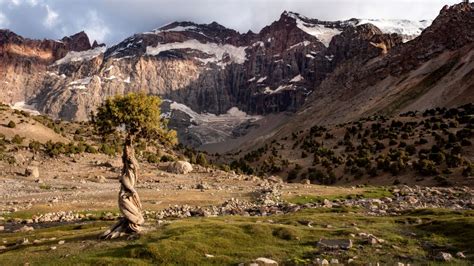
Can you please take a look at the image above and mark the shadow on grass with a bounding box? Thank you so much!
[415,218,474,258]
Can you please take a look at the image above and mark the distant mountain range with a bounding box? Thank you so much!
[0,2,472,149]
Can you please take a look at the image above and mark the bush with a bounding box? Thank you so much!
[160,155,174,162]
[462,164,473,177]
[28,140,42,152]
[428,152,445,165]
[415,159,439,176]
[85,144,98,154]
[100,143,116,156]
[196,153,208,166]
[7,120,16,128]
[11,134,24,145]
[146,152,160,163]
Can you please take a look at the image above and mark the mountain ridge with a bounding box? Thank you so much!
[0,2,472,148]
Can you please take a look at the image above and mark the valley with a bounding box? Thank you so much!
[0,1,473,265]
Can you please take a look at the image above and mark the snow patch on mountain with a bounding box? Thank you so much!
[354,19,432,41]
[146,40,247,65]
[164,100,262,145]
[168,101,261,124]
[287,12,341,47]
[52,46,106,66]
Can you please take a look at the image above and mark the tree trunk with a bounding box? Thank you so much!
[101,135,144,239]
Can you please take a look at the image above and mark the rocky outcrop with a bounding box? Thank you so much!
[0,30,94,105]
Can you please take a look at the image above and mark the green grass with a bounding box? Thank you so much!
[287,187,393,205]
[1,208,473,265]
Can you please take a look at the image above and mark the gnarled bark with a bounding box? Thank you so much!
[101,136,144,239]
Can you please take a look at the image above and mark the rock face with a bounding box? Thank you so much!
[0,3,472,148]
[0,11,410,120]
[262,2,474,149]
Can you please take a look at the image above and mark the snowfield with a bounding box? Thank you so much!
[354,19,432,42]
[146,40,247,66]
[287,12,341,47]
[52,46,106,66]
[163,100,262,145]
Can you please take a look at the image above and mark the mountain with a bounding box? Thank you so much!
[0,2,472,148]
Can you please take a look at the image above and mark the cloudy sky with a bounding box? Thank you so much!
[0,0,460,45]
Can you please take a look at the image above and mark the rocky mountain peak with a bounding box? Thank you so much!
[60,31,92,52]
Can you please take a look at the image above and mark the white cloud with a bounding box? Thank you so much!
[0,12,9,27]
[81,10,110,43]
[43,5,59,28]
[28,0,38,6]
[9,0,20,6]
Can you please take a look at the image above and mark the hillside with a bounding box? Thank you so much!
[223,104,473,187]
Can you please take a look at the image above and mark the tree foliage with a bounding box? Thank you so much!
[92,92,177,146]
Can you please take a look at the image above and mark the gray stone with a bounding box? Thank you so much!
[317,239,353,250]
[455,251,466,259]
[436,252,453,261]
[16,225,34,232]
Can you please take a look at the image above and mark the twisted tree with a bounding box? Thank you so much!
[92,92,176,239]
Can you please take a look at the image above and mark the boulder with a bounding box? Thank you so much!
[167,161,193,174]
[436,252,453,261]
[254,257,278,266]
[25,166,39,179]
[317,238,353,250]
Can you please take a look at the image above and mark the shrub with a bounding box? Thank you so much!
[100,143,116,156]
[11,134,24,145]
[146,152,160,163]
[196,153,208,166]
[462,164,473,177]
[85,144,98,154]
[7,120,16,128]
[428,152,445,165]
[160,155,174,162]
[28,140,42,152]
[414,159,439,176]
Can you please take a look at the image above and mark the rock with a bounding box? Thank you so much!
[25,166,39,179]
[0,246,6,250]
[456,251,466,259]
[0,225,4,231]
[95,175,106,183]
[254,257,278,266]
[323,199,332,208]
[435,252,453,261]
[330,258,339,264]
[205,254,214,258]
[266,176,283,184]
[50,246,57,250]
[317,239,353,250]
[321,259,329,265]
[301,179,311,185]
[16,225,34,232]
[58,240,65,245]
[167,161,193,174]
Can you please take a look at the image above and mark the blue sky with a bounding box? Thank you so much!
[0,0,460,45]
